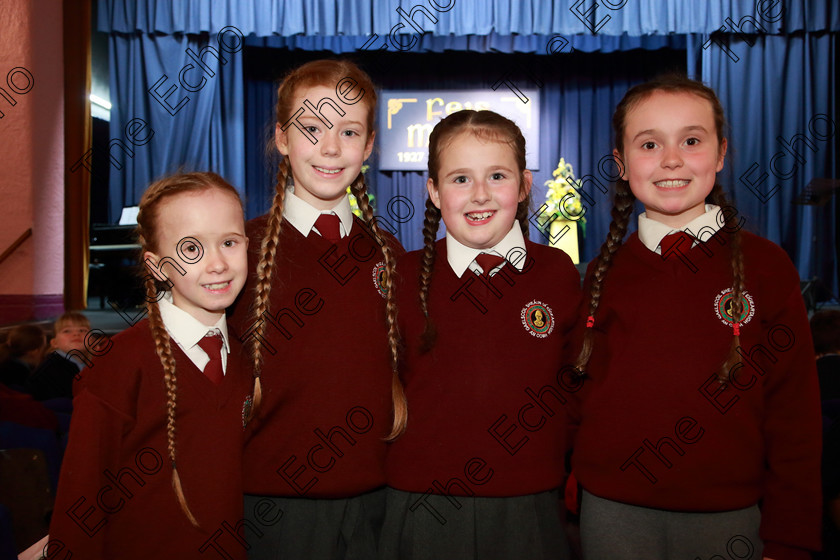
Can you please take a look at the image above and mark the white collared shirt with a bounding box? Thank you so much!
[283,186,355,239]
[158,292,230,374]
[638,204,723,254]
[445,220,528,278]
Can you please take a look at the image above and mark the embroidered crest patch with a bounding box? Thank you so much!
[521,300,554,338]
[714,288,755,327]
[372,261,387,298]
[241,395,253,430]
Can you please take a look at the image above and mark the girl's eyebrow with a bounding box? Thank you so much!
[632,125,709,142]
[298,115,365,128]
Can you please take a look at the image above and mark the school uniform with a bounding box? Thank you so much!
[573,205,822,560]
[380,223,580,560]
[228,189,404,560]
[48,296,253,560]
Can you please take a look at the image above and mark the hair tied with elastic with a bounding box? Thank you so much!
[586,315,595,328]
[733,323,740,336]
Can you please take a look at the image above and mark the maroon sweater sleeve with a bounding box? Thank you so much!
[747,239,822,559]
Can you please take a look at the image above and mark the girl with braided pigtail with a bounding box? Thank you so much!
[380,110,580,560]
[571,76,822,560]
[49,172,252,559]
[226,59,405,560]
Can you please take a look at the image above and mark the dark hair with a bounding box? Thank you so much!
[0,324,46,363]
[811,310,840,355]
[249,59,407,438]
[576,74,743,381]
[137,171,243,527]
[419,109,532,352]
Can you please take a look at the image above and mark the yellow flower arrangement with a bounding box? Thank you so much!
[347,164,373,217]
[544,157,586,235]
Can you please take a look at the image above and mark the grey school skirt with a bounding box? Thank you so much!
[243,489,385,560]
[579,489,763,560]
[378,487,570,560]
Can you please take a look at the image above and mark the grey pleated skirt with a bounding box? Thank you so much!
[378,487,570,560]
[579,489,763,560]
[243,489,385,560]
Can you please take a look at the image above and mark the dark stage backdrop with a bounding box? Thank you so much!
[97,0,839,293]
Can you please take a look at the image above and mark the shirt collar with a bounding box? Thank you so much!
[54,349,86,369]
[638,204,722,253]
[158,292,230,354]
[283,186,354,238]
[445,221,527,278]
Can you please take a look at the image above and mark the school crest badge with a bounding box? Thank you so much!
[714,288,755,327]
[241,395,253,430]
[372,261,387,298]
[521,300,554,338]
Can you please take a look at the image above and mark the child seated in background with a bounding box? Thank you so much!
[29,312,92,401]
[0,325,47,392]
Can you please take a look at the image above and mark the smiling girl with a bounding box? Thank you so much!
[572,75,822,560]
[228,59,405,560]
[48,172,253,559]
[380,110,580,560]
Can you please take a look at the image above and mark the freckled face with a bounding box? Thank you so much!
[617,90,726,229]
[428,132,531,250]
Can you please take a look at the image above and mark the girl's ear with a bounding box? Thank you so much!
[364,130,375,161]
[143,251,169,282]
[716,138,728,172]
[275,123,290,156]
[613,148,628,180]
[519,170,533,202]
[427,178,441,209]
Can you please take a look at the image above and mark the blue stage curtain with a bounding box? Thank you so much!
[106,32,245,221]
[702,31,838,293]
[97,0,839,36]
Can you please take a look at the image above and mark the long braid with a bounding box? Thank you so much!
[574,180,636,374]
[418,197,442,353]
[247,157,291,420]
[709,183,746,380]
[350,173,407,439]
[142,259,200,528]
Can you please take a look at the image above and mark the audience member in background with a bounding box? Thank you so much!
[0,325,47,391]
[0,383,58,431]
[29,312,91,400]
[811,309,840,560]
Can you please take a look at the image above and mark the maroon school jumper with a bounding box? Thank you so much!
[229,216,404,498]
[48,319,253,560]
[386,239,581,498]
[572,230,822,559]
